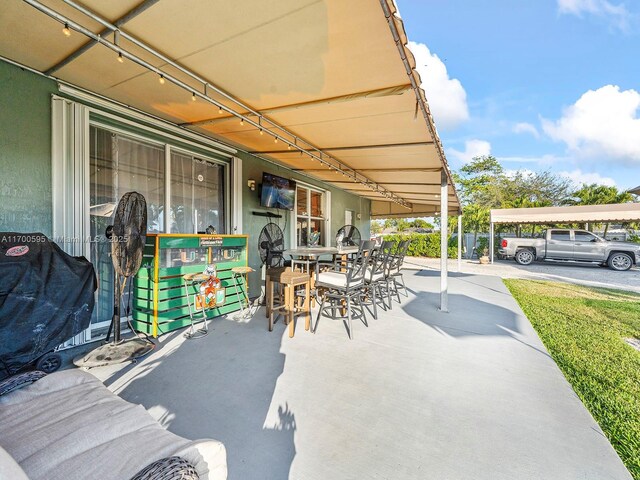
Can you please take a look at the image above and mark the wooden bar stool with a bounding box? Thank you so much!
[265,266,288,319]
[231,266,255,318]
[268,269,311,338]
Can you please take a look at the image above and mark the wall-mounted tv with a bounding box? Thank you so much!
[260,173,296,210]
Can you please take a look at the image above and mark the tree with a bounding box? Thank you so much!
[500,170,572,209]
[371,221,382,235]
[462,203,490,249]
[410,218,433,229]
[383,219,397,230]
[396,219,410,232]
[570,184,633,236]
[455,155,504,207]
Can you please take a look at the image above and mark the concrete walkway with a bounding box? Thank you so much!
[89,270,632,480]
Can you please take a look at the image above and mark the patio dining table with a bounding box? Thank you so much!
[284,246,359,273]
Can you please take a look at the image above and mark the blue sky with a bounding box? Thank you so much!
[397,0,640,190]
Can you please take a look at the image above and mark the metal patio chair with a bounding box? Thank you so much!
[389,239,411,302]
[314,240,375,339]
[361,240,394,319]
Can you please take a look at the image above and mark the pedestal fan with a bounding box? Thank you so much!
[336,225,361,246]
[258,222,286,267]
[74,192,155,368]
[257,222,286,306]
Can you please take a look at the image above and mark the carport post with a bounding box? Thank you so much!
[457,215,462,272]
[489,221,495,264]
[440,169,449,312]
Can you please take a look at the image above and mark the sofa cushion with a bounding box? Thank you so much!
[0,446,29,480]
[0,369,227,480]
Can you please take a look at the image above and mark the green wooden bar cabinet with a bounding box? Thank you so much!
[132,234,249,337]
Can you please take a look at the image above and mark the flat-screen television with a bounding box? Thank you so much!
[260,173,296,210]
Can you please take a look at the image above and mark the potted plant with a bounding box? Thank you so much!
[477,237,490,264]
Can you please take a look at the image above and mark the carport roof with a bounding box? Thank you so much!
[491,203,640,225]
[0,0,460,217]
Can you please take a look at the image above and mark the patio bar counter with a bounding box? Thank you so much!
[132,233,249,337]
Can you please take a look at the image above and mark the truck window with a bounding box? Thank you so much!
[574,232,598,243]
[550,231,572,242]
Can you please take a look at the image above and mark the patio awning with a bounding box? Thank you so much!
[0,0,460,218]
[629,185,640,195]
[491,203,640,225]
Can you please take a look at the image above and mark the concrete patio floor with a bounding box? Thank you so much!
[88,269,632,480]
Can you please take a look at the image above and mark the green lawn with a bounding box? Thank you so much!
[504,280,640,479]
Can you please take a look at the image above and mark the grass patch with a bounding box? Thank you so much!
[504,279,640,479]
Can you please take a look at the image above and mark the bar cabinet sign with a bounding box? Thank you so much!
[132,234,249,337]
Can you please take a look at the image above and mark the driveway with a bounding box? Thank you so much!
[407,256,640,293]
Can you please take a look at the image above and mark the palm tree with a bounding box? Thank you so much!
[571,184,633,237]
[462,203,490,251]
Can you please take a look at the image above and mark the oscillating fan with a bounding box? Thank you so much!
[258,222,285,267]
[336,225,361,246]
[75,192,155,368]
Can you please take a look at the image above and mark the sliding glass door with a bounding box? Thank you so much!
[89,126,165,328]
[89,125,228,329]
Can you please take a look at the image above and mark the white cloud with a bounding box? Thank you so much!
[500,154,565,166]
[557,0,632,31]
[505,168,536,179]
[407,41,469,130]
[448,139,491,164]
[512,122,540,138]
[558,169,617,187]
[541,85,640,164]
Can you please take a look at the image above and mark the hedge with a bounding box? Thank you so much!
[382,233,457,258]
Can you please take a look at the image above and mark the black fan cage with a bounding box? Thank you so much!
[258,222,285,267]
[337,225,361,246]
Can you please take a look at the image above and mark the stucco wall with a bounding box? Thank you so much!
[0,61,56,235]
[239,152,370,297]
[0,58,371,299]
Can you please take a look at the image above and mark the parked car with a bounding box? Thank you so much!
[498,229,640,271]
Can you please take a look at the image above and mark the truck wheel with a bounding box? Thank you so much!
[515,249,535,266]
[607,253,633,271]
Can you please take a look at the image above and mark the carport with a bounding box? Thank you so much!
[489,203,640,262]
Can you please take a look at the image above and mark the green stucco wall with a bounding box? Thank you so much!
[0,61,56,235]
[239,152,370,298]
[0,58,371,299]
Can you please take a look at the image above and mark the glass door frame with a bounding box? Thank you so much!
[166,145,230,234]
[85,122,231,336]
[294,182,327,247]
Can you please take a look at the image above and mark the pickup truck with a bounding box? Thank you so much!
[498,229,640,271]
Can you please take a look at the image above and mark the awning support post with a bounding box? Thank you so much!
[457,215,462,272]
[440,170,449,312]
[489,222,495,264]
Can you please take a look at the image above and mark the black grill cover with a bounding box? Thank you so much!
[0,233,97,379]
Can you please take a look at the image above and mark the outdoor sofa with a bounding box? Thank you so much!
[0,369,227,480]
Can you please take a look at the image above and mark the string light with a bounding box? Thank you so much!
[37,10,418,209]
